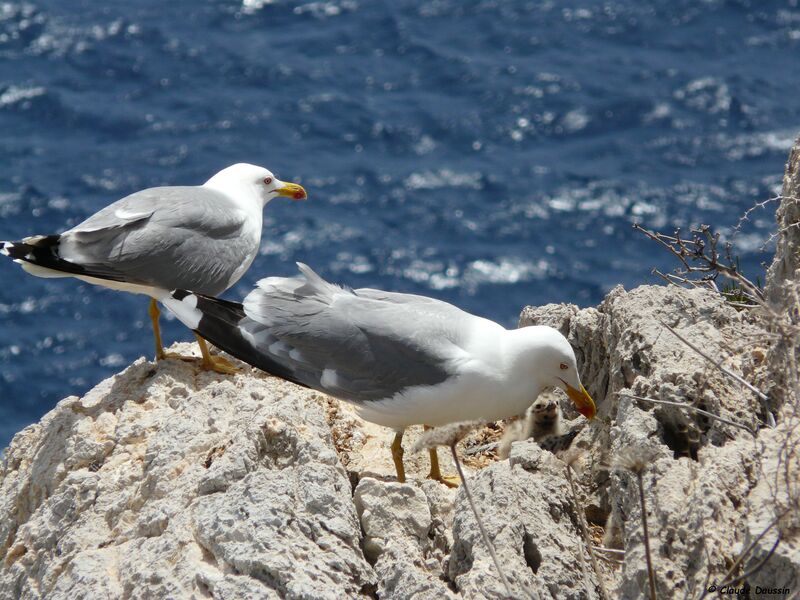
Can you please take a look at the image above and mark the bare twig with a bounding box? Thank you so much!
[658,322,775,427]
[614,449,659,600]
[638,470,658,600]
[660,322,768,402]
[618,393,757,436]
[565,464,610,600]
[594,553,625,565]
[450,445,522,600]
[756,196,800,250]
[592,546,625,555]
[689,519,716,600]
[763,220,800,251]
[633,224,765,304]
[696,513,785,600]
[731,196,782,237]
[715,535,781,590]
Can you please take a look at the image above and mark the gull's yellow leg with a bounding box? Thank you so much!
[149,299,196,362]
[148,298,168,360]
[194,333,239,375]
[425,425,460,487]
[149,299,237,374]
[391,430,406,483]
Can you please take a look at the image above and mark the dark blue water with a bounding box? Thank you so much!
[1,0,798,446]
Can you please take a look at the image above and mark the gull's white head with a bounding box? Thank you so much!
[511,325,596,419]
[204,163,307,207]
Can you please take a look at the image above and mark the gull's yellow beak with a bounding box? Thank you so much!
[276,181,308,201]
[565,383,596,419]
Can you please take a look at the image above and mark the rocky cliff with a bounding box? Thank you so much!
[2,140,800,598]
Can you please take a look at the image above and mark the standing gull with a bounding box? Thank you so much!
[0,163,307,373]
[162,263,596,483]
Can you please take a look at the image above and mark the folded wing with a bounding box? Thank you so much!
[164,264,475,403]
[5,186,253,295]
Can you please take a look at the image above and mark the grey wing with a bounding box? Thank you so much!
[350,287,453,306]
[238,265,472,402]
[59,186,254,294]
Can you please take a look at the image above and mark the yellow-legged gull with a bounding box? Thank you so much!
[162,263,596,483]
[0,163,307,373]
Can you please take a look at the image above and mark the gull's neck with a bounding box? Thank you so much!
[461,320,547,390]
[452,324,552,421]
[203,173,265,209]
[498,326,552,395]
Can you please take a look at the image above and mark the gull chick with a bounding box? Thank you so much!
[163,263,596,483]
[0,163,307,373]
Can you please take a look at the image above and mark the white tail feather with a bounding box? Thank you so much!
[161,294,203,330]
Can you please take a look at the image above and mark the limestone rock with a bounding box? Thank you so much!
[449,441,598,600]
[518,281,794,598]
[740,421,800,595]
[354,478,458,599]
[3,281,796,600]
[355,478,431,563]
[765,133,800,307]
[0,346,374,599]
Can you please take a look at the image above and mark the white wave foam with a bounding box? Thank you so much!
[561,108,589,133]
[0,85,45,108]
[392,256,548,292]
[673,77,731,114]
[292,1,358,19]
[405,169,483,190]
[713,130,796,161]
[464,258,549,285]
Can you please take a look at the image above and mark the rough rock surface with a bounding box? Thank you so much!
[449,441,599,600]
[766,133,800,308]
[0,349,374,599]
[519,284,774,597]
[511,138,800,598]
[3,139,800,599]
[354,478,458,599]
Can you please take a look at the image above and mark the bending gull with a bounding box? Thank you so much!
[163,263,596,484]
[0,163,307,373]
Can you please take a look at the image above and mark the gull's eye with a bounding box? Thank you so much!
[560,363,568,370]
[263,177,273,185]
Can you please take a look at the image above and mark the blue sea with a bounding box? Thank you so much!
[1,0,798,447]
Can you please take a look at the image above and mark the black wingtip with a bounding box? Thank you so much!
[1,235,57,262]
[2,241,30,260]
[0,235,131,283]
[2,235,61,256]
[165,290,308,390]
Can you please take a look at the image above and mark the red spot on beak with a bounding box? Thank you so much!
[278,182,307,200]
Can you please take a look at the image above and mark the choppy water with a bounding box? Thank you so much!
[1,0,798,446]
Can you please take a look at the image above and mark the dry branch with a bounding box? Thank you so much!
[633,223,764,304]
[565,463,610,600]
[618,392,757,436]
